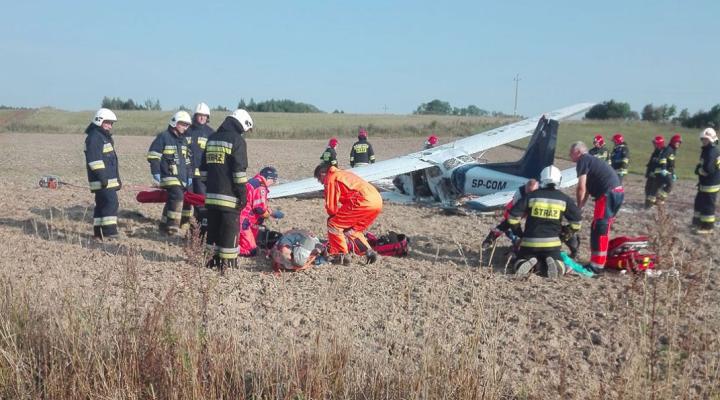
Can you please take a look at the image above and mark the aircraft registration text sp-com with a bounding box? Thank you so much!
[470,179,507,190]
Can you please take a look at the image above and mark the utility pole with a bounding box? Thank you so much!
[513,73,521,117]
[382,104,389,114]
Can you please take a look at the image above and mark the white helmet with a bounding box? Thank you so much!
[169,111,192,128]
[539,165,562,188]
[700,127,717,142]
[92,108,117,127]
[194,102,210,116]
[230,109,254,132]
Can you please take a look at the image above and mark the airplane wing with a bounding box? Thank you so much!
[464,191,515,211]
[269,102,594,199]
[559,167,578,188]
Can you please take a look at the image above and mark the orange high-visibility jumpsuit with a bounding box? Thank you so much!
[323,166,383,255]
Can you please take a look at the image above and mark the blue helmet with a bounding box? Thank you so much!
[259,166,278,180]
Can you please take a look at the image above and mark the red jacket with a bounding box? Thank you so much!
[240,175,271,223]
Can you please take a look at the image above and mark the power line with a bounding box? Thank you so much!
[513,73,521,116]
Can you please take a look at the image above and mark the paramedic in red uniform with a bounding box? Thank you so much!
[238,166,284,256]
[314,163,382,265]
[570,141,624,273]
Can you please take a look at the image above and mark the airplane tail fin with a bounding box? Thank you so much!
[484,117,559,180]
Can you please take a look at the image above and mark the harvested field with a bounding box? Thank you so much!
[0,132,718,399]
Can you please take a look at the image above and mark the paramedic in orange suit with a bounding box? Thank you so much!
[314,163,382,264]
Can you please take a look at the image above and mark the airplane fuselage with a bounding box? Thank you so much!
[450,164,528,197]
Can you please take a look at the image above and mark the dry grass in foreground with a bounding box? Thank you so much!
[0,212,718,400]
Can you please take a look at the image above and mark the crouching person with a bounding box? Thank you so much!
[270,229,325,272]
[239,166,284,256]
[507,166,582,278]
[482,179,539,250]
[314,163,382,265]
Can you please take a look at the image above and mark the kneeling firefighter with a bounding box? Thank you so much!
[508,166,583,278]
[238,166,284,256]
[314,163,382,264]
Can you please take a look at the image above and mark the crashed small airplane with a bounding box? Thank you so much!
[269,103,595,211]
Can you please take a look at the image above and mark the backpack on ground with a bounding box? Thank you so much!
[605,235,657,271]
[366,231,409,257]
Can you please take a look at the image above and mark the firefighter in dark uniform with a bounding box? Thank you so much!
[85,108,121,239]
[570,141,624,273]
[320,137,339,166]
[656,134,682,204]
[589,134,610,164]
[507,166,582,279]
[644,135,666,209]
[350,128,375,167]
[186,102,215,235]
[610,133,630,183]
[147,111,193,235]
[692,128,720,234]
[200,109,253,269]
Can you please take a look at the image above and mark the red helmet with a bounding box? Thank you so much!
[612,133,624,145]
[328,137,338,148]
[669,134,682,147]
[358,128,368,139]
[426,134,439,146]
[652,135,665,149]
[593,134,605,147]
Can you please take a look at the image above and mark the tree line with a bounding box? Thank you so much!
[101,97,162,111]
[237,98,322,113]
[413,99,510,117]
[585,100,719,129]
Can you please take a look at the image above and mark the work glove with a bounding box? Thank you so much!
[694,164,701,176]
[271,210,285,219]
[672,173,677,181]
[152,174,161,187]
[100,177,108,189]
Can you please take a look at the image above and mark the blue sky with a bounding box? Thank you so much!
[1,0,717,116]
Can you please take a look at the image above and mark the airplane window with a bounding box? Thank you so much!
[457,155,475,164]
[427,166,442,178]
[443,158,461,169]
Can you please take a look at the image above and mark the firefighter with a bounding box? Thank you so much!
[569,141,624,273]
[350,128,375,167]
[185,102,215,235]
[424,134,439,149]
[200,109,253,269]
[481,179,539,250]
[589,134,610,164]
[644,135,666,209]
[656,134,682,204]
[84,108,121,240]
[320,137,339,166]
[147,111,193,235]
[610,133,630,182]
[692,128,720,234]
[507,166,582,278]
[314,163,382,265]
[239,166,284,256]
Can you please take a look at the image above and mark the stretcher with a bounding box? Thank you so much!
[136,190,206,207]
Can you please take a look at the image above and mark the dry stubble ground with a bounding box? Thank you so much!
[0,132,718,398]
